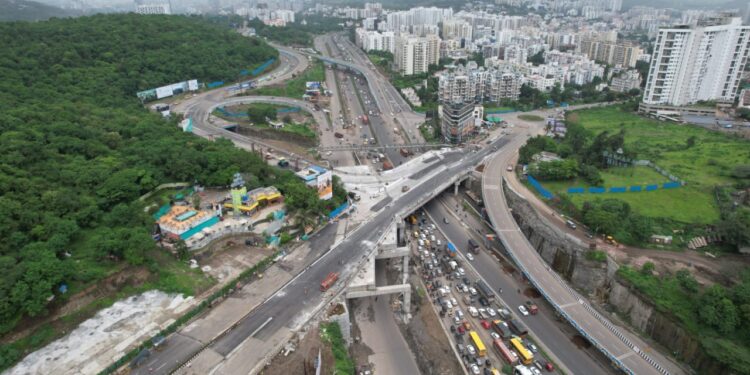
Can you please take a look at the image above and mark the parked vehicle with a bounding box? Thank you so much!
[565,220,577,229]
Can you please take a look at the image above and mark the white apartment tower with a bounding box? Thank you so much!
[643,17,750,106]
[134,0,171,14]
[395,34,440,75]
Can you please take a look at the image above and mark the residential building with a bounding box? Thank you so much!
[134,0,171,14]
[503,44,528,65]
[610,70,642,93]
[356,28,396,53]
[441,100,475,144]
[643,17,750,106]
[394,34,440,75]
[578,39,643,68]
[442,19,473,41]
[438,63,521,104]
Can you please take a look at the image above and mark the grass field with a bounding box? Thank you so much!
[484,106,516,113]
[543,166,719,223]
[252,62,325,98]
[558,106,750,223]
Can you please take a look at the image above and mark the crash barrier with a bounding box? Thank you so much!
[567,181,683,195]
[527,175,554,199]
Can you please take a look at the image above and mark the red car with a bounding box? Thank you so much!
[480,320,491,330]
[544,361,554,372]
[457,325,466,335]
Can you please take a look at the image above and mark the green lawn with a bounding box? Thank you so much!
[252,62,325,98]
[559,107,750,223]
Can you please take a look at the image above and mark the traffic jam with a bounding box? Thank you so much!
[409,211,557,375]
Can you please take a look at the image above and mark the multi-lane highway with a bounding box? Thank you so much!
[424,198,615,375]
[130,134,507,374]
[319,34,409,166]
[482,134,680,375]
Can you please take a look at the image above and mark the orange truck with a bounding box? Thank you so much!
[320,272,339,291]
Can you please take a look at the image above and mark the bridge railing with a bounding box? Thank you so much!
[485,177,671,375]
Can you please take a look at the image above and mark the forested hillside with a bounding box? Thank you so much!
[0,14,295,337]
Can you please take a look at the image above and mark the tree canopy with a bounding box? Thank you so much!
[0,14,307,335]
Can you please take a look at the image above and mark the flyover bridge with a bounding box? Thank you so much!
[482,147,678,375]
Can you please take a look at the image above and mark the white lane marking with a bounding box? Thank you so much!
[251,317,274,338]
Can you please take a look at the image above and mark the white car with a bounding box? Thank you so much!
[450,297,458,306]
[466,344,476,356]
[470,364,480,375]
[528,342,538,353]
[456,309,464,319]
[466,253,475,261]
[490,332,501,340]
[457,267,466,276]
[487,308,497,317]
[461,285,469,293]
[436,239,442,246]
[518,305,529,316]
[469,287,477,296]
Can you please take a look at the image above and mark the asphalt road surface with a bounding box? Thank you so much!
[424,198,615,375]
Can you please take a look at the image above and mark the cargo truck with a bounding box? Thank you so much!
[320,272,339,291]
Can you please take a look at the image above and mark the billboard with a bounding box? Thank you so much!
[136,79,199,102]
[317,170,333,200]
[188,79,199,91]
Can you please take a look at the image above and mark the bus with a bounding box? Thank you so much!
[510,337,533,365]
[469,331,487,357]
[493,339,518,365]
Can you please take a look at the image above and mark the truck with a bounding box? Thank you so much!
[361,115,369,125]
[320,272,339,291]
[468,239,480,254]
[446,242,458,257]
[508,318,529,337]
[524,300,539,315]
[382,160,393,170]
[475,279,495,303]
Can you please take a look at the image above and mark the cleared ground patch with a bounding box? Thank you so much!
[252,62,326,99]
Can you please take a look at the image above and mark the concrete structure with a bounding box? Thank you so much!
[610,70,642,93]
[156,205,218,241]
[134,0,171,14]
[438,63,521,104]
[579,39,643,68]
[441,18,473,41]
[643,16,750,106]
[441,100,475,144]
[739,89,750,109]
[355,28,396,53]
[346,222,412,318]
[394,34,440,76]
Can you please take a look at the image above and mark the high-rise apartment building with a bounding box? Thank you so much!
[578,39,643,68]
[394,34,440,75]
[441,100,475,144]
[438,64,521,103]
[442,19,473,41]
[134,0,171,14]
[643,17,750,106]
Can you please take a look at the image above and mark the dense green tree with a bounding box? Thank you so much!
[0,13,349,336]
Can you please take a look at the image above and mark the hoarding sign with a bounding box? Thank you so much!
[317,171,333,200]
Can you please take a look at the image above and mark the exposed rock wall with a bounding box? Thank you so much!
[501,179,724,374]
[502,180,609,295]
[608,278,723,374]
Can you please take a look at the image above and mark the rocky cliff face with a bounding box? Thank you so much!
[502,180,610,296]
[501,180,723,374]
[608,278,724,374]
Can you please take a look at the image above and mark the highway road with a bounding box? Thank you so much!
[305,35,425,145]
[423,198,615,375]
[482,133,679,375]
[130,133,509,375]
[320,35,408,166]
